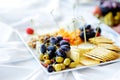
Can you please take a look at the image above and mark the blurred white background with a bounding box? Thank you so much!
[0,0,97,25]
[0,0,61,25]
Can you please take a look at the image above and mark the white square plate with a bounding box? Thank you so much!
[14,13,120,75]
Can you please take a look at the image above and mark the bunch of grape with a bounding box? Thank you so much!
[93,1,120,26]
[39,36,77,72]
[79,24,101,41]
[100,1,120,16]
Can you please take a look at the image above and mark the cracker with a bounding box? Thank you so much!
[84,47,119,62]
[84,54,103,61]
[98,44,120,52]
[89,36,114,44]
[79,56,100,66]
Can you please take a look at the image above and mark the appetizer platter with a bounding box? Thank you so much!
[15,13,120,75]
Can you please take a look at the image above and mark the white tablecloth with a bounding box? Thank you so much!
[0,17,120,80]
[0,0,120,80]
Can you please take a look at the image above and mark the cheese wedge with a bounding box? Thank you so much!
[78,43,96,55]
[70,48,81,63]
[70,43,96,62]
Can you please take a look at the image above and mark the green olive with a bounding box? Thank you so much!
[69,62,77,68]
[43,54,49,60]
[39,54,44,61]
[54,64,62,71]
[52,64,55,68]
[44,60,51,65]
[63,58,71,66]
[55,56,64,63]
[60,63,66,70]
